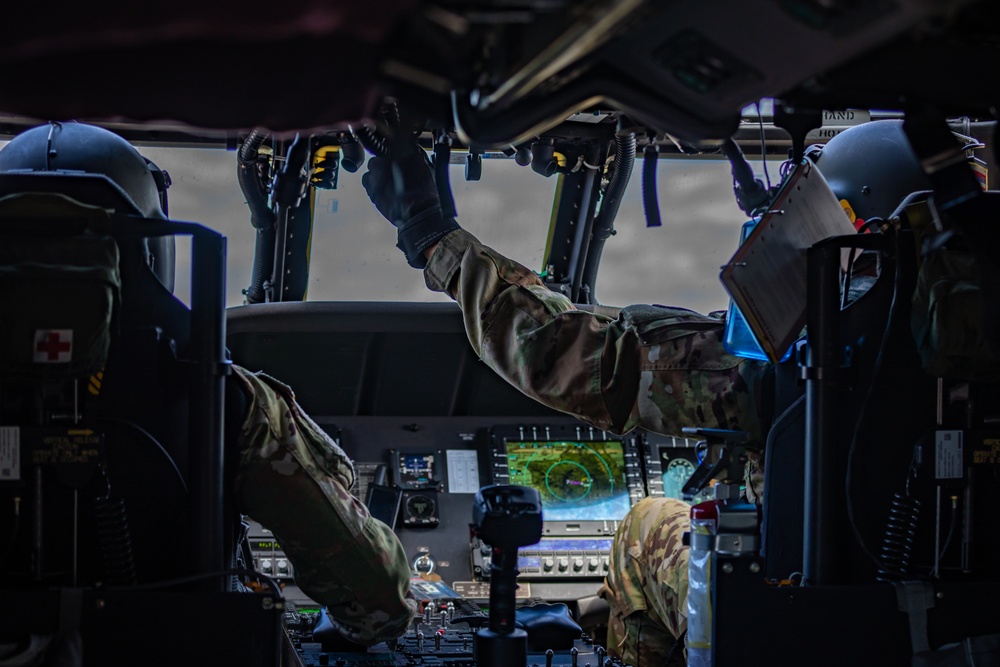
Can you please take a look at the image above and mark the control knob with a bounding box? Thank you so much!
[557,556,570,572]
[587,557,600,572]
[572,557,584,572]
[542,557,555,572]
[413,553,436,576]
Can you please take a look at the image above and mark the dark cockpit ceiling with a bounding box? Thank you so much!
[2,0,997,144]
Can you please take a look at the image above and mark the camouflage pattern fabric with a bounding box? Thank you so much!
[231,365,417,645]
[599,497,691,667]
[744,451,764,505]
[424,230,774,663]
[424,229,771,454]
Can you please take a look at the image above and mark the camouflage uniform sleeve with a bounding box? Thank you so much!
[230,365,417,645]
[424,229,772,446]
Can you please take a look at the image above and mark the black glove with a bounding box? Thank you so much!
[362,147,460,268]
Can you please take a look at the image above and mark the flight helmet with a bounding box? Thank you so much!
[0,122,175,291]
[812,119,932,225]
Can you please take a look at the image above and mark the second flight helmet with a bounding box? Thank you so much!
[0,121,175,291]
[811,119,932,226]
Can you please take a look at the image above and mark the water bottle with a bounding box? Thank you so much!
[686,500,720,667]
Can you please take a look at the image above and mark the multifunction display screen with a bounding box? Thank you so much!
[395,451,437,489]
[503,440,631,521]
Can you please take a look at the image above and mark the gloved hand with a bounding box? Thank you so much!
[362,146,460,268]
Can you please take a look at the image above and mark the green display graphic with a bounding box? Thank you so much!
[504,440,631,521]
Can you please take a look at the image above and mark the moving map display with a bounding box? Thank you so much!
[504,440,631,521]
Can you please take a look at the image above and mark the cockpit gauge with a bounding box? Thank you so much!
[660,449,712,503]
[401,491,440,527]
[665,457,696,484]
[392,450,440,490]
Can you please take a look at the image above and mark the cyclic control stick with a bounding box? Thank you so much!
[472,485,543,667]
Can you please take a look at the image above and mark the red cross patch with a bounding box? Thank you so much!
[34,330,73,363]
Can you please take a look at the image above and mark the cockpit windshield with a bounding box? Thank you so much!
[136,144,779,315]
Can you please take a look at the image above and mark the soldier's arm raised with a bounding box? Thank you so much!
[423,230,770,443]
[361,144,768,442]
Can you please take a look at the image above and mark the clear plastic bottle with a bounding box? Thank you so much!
[686,500,720,667]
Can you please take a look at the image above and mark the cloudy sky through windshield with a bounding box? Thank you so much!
[144,146,767,316]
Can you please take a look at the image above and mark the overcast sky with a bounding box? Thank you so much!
[142,146,764,316]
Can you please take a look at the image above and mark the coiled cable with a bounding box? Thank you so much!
[93,491,137,586]
[354,101,402,158]
[875,493,921,581]
[354,124,390,157]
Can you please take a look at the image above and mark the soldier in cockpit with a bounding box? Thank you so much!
[0,122,416,646]
[363,120,931,666]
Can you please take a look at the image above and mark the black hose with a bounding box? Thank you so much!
[237,129,275,304]
[340,140,366,173]
[580,132,636,302]
[247,227,276,304]
[238,129,274,230]
[603,133,637,226]
[642,143,662,228]
[434,139,458,219]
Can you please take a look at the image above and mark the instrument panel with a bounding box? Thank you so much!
[244,416,706,667]
[227,300,709,663]
[247,415,705,615]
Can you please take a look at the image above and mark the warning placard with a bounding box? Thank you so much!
[31,429,102,466]
[935,430,964,479]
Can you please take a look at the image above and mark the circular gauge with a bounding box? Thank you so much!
[405,493,436,522]
[665,458,696,483]
[662,458,697,500]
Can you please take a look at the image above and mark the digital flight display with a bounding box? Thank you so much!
[395,451,437,490]
[504,440,631,521]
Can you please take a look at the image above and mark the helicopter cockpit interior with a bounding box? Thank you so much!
[1,1,1000,665]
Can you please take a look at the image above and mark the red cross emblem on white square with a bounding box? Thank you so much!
[34,330,73,363]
